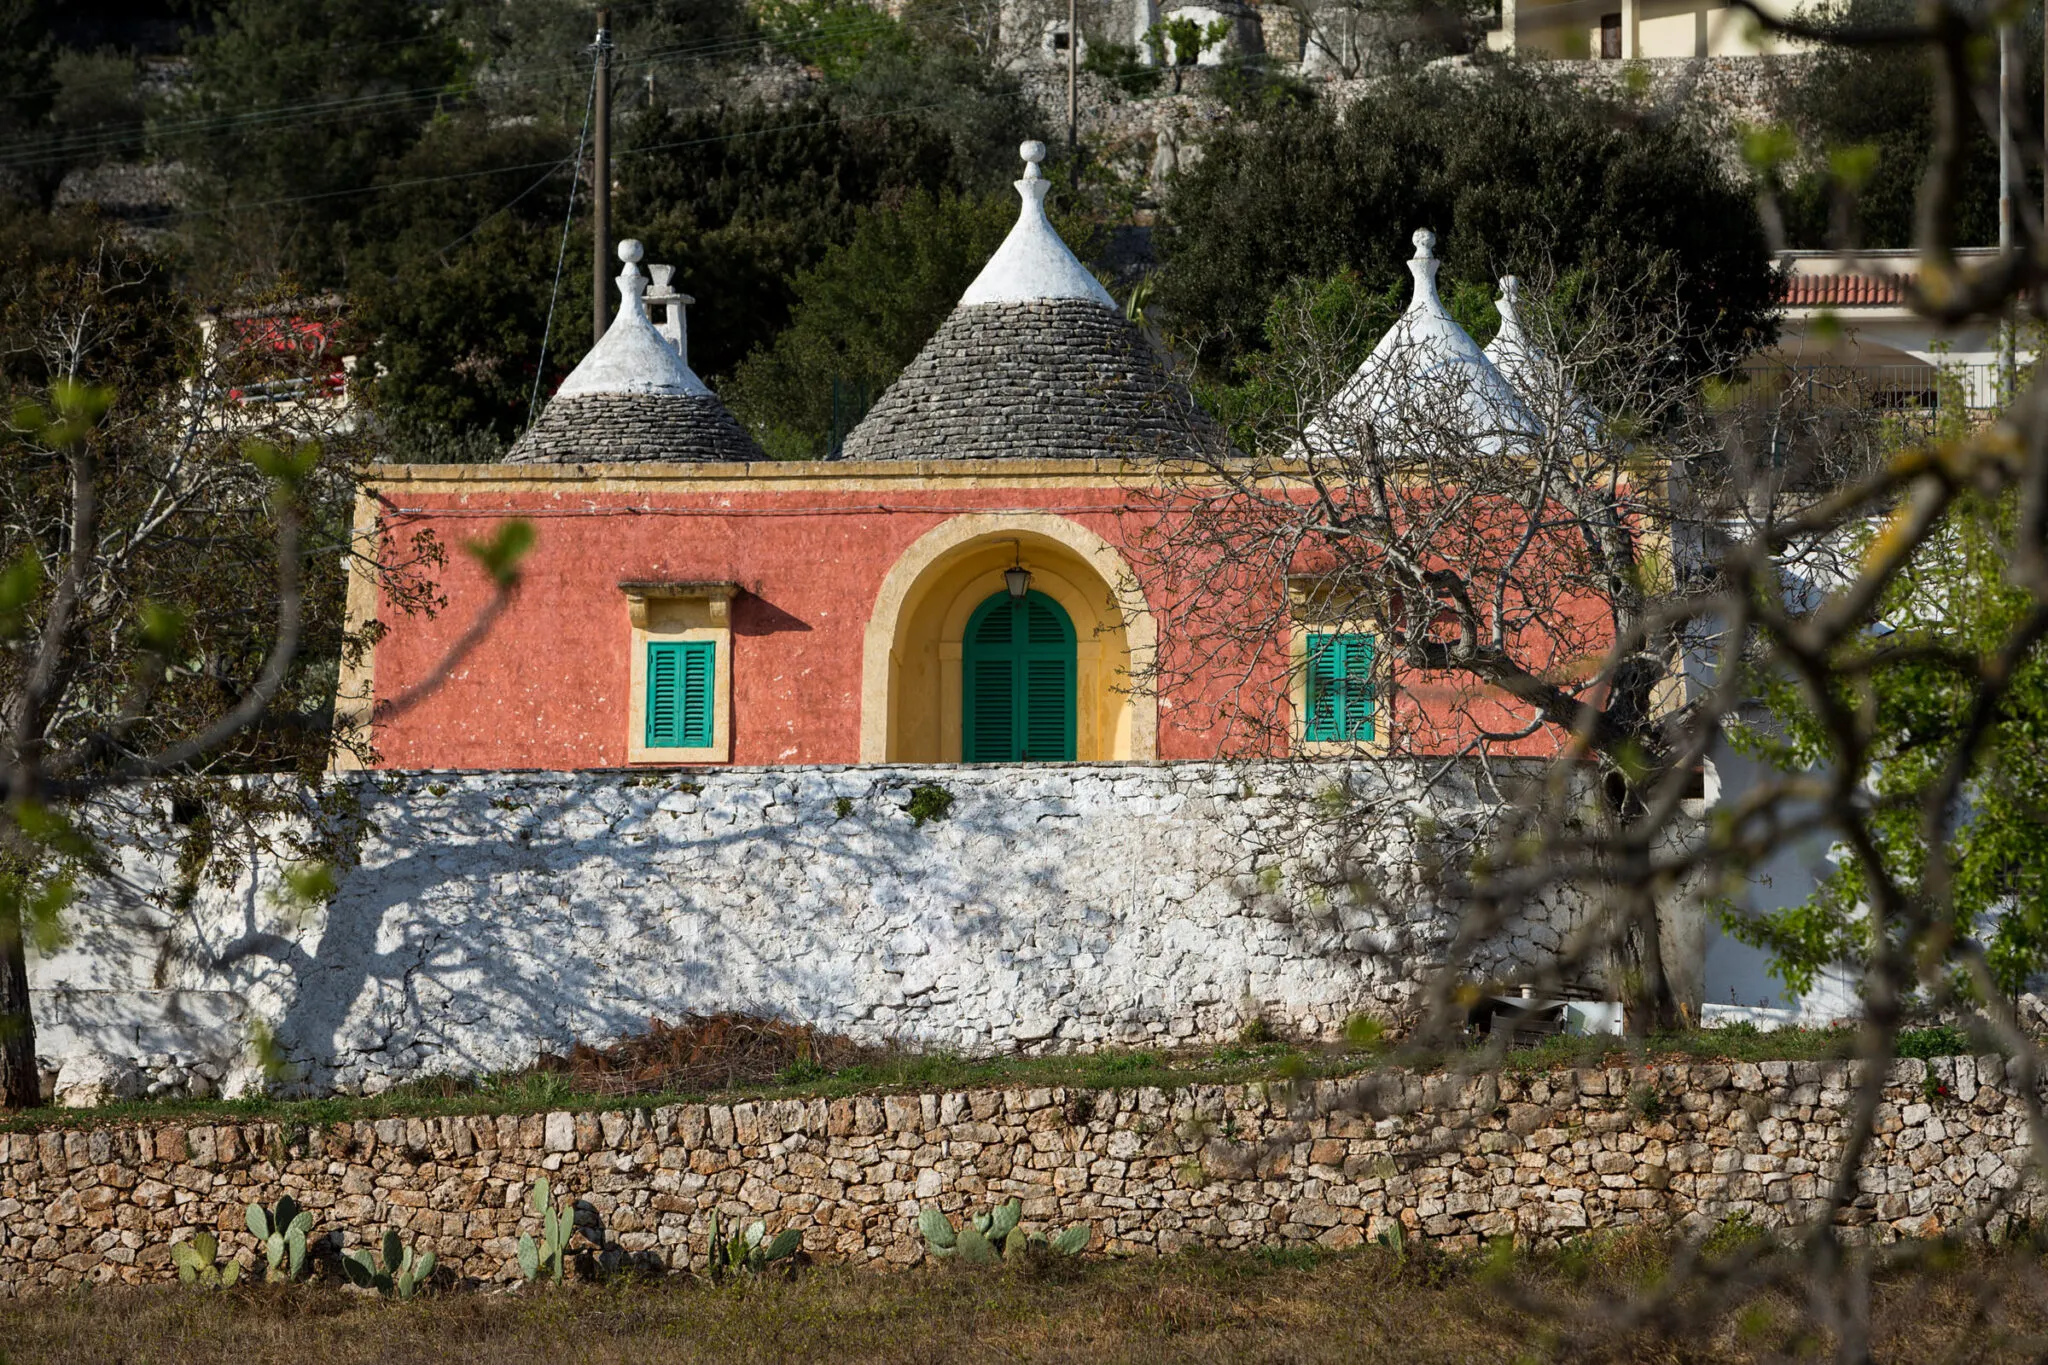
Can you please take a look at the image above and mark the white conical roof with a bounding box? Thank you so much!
[1484,274,1598,439]
[1306,230,1537,451]
[1481,275,1538,397]
[958,141,1115,309]
[556,240,713,399]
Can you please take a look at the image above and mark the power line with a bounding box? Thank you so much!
[137,94,972,226]
[531,55,601,428]
[435,156,582,258]
[0,0,703,106]
[0,16,904,174]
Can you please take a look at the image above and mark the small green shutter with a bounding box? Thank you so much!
[1305,633,1375,742]
[646,640,714,748]
[962,591,1076,762]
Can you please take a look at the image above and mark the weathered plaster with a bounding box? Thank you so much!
[34,765,1599,1098]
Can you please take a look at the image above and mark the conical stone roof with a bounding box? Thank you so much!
[506,241,761,465]
[840,142,1212,462]
[1304,230,1537,454]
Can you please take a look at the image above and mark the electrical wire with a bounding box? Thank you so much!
[529,55,600,429]
[137,94,971,227]
[0,14,905,174]
[434,155,581,258]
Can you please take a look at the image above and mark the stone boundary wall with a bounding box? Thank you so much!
[36,764,1609,1101]
[3,1056,2038,1293]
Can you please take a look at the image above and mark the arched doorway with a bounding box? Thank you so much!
[859,512,1158,763]
[962,590,1076,762]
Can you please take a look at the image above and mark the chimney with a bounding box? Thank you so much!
[644,263,693,370]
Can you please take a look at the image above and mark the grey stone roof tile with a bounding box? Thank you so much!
[840,297,1217,462]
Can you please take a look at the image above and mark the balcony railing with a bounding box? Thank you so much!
[1737,361,2005,414]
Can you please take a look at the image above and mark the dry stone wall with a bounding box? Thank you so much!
[36,763,1603,1100]
[2,1056,2040,1293]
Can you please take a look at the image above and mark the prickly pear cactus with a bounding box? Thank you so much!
[916,1198,1089,1263]
[245,1196,314,1282]
[516,1175,577,1283]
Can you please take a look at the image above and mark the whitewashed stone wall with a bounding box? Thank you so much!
[34,764,1604,1098]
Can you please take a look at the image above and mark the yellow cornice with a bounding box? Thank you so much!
[362,458,1171,495]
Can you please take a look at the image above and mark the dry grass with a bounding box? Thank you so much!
[0,1021,1899,1136]
[3,1241,2045,1365]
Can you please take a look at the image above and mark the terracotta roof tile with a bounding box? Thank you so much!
[1779,271,1912,307]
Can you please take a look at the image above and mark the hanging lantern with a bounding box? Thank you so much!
[1004,563,1032,600]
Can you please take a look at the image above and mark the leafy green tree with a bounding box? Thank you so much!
[725,187,1018,456]
[1146,15,1231,93]
[1732,480,2048,1002]
[614,52,1039,386]
[1153,64,1778,372]
[0,223,530,1107]
[163,0,468,288]
[1773,0,2040,249]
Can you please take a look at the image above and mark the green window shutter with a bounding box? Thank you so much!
[646,640,715,749]
[1023,657,1072,760]
[966,657,1016,762]
[961,591,1076,762]
[1305,633,1374,743]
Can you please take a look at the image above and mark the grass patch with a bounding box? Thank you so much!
[1,1240,2045,1363]
[0,1021,1909,1134]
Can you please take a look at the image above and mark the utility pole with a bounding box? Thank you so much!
[1999,20,2015,404]
[1067,0,1078,155]
[593,6,614,344]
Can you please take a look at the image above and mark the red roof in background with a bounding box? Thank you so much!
[226,315,341,355]
[1779,271,1912,307]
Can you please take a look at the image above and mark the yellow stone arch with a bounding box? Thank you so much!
[861,513,1157,763]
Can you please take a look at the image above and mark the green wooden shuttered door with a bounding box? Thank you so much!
[646,640,715,748]
[1304,633,1375,742]
[962,590,1076,762]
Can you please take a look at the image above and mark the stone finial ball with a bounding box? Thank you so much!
[1020,140,1047,165]
[1411,228,1437,256]
[617,239,645,264]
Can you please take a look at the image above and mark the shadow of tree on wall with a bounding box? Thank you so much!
[45,764,1573,1092]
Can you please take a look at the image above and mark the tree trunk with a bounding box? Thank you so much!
[0,907,39,1108]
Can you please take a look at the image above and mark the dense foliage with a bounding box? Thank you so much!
[1734,483,2048,1002]
[1153,64,1779,372]
[1773,0,2042,250]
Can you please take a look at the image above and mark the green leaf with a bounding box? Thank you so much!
[1828,141,1880,193]
[343,1252,375,1287]
[285,1225,306,1275]
[744,1219,765,1248]
[1740,121,1797,173]
[989,1198,1021,1240]
[1050,1225,1090,1255]
[956,1225,998,1264]
[218,1259,240,1287]
[266,1232,284,1274]
[245,1204,267,1240]
[193,1230,217,1263]
[764,1228,802,1261]
[243,438,319,485]
[171,1243,203,1272]
[917,1208,956,1249]
[517,1233,539,1281]
[383,1228,403,1274]
[0,548,44,640]
[415,1250,436,1282]
[464,519,536,589]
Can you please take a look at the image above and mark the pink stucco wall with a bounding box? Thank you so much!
[363,475,1612,770]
